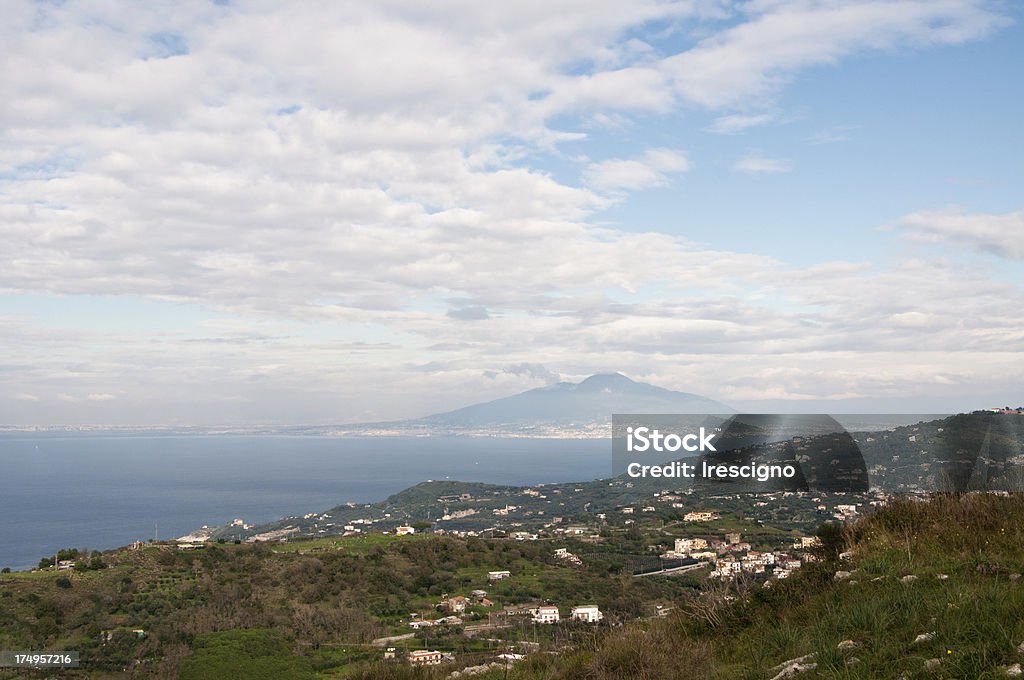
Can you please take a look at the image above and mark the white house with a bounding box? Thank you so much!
[570,605,603,623]
[533,605,560,624]
[396,526,416,535]
[408,650,443,666]
[488,570,511,581]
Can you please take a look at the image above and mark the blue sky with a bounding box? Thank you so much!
[1,0,1022,424]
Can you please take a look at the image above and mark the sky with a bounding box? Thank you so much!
[1,0,1023,425]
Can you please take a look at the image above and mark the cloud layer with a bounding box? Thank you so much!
[0,0,1019,423]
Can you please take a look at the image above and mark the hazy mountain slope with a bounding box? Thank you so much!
[417,373,731,427]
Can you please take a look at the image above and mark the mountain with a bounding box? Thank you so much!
[415,373,731,429]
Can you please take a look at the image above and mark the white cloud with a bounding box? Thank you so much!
[733,153,791,173]
[15,393,40,402]
[895,206,1024,259]
[583,148,689,192]
[665,0,1006,107]
[0,1,1017,423]
[706,113,775,134]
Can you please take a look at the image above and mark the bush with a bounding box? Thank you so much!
[180,629,315,680]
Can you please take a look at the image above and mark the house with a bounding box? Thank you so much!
[408,650,443,666]
[675,538,708,554]
[488,570,511,581]
[711,560,742,578]
[836,504,858,517]
[395,526,416,536]
[570,605,603,623]
[554,548,583,565]
[690,551,718,561]
[470,589,488,599]
[533,605,560,624]
[441,595,468,613]
[684,511,716,522]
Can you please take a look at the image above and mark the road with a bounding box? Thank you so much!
[370,632,415,646]
[633,562,707,577]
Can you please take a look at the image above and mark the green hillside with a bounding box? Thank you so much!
[493,493,1024,680]
[3,493,1023,678]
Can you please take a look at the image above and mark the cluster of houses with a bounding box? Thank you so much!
[546,605,602,623]
[662,532,818,581]
[619,506,719,523]
[440,591,495,612]
[523,604,603,624]
[408,615,463,630]
[407,591,495,629]
[409,598,604,630]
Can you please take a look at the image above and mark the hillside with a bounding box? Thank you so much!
[4,494,1024,678]
[220,413,1024,544]
[494,493,1024,680]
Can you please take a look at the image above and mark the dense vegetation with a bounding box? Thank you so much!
[0,532,687,678]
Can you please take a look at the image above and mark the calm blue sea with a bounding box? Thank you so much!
[0,435,610,571]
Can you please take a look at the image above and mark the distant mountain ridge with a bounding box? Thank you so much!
[415,373,731,429]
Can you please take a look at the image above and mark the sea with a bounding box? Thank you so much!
[0,434,610,571]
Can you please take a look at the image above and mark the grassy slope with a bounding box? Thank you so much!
[502,493,1024,680]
